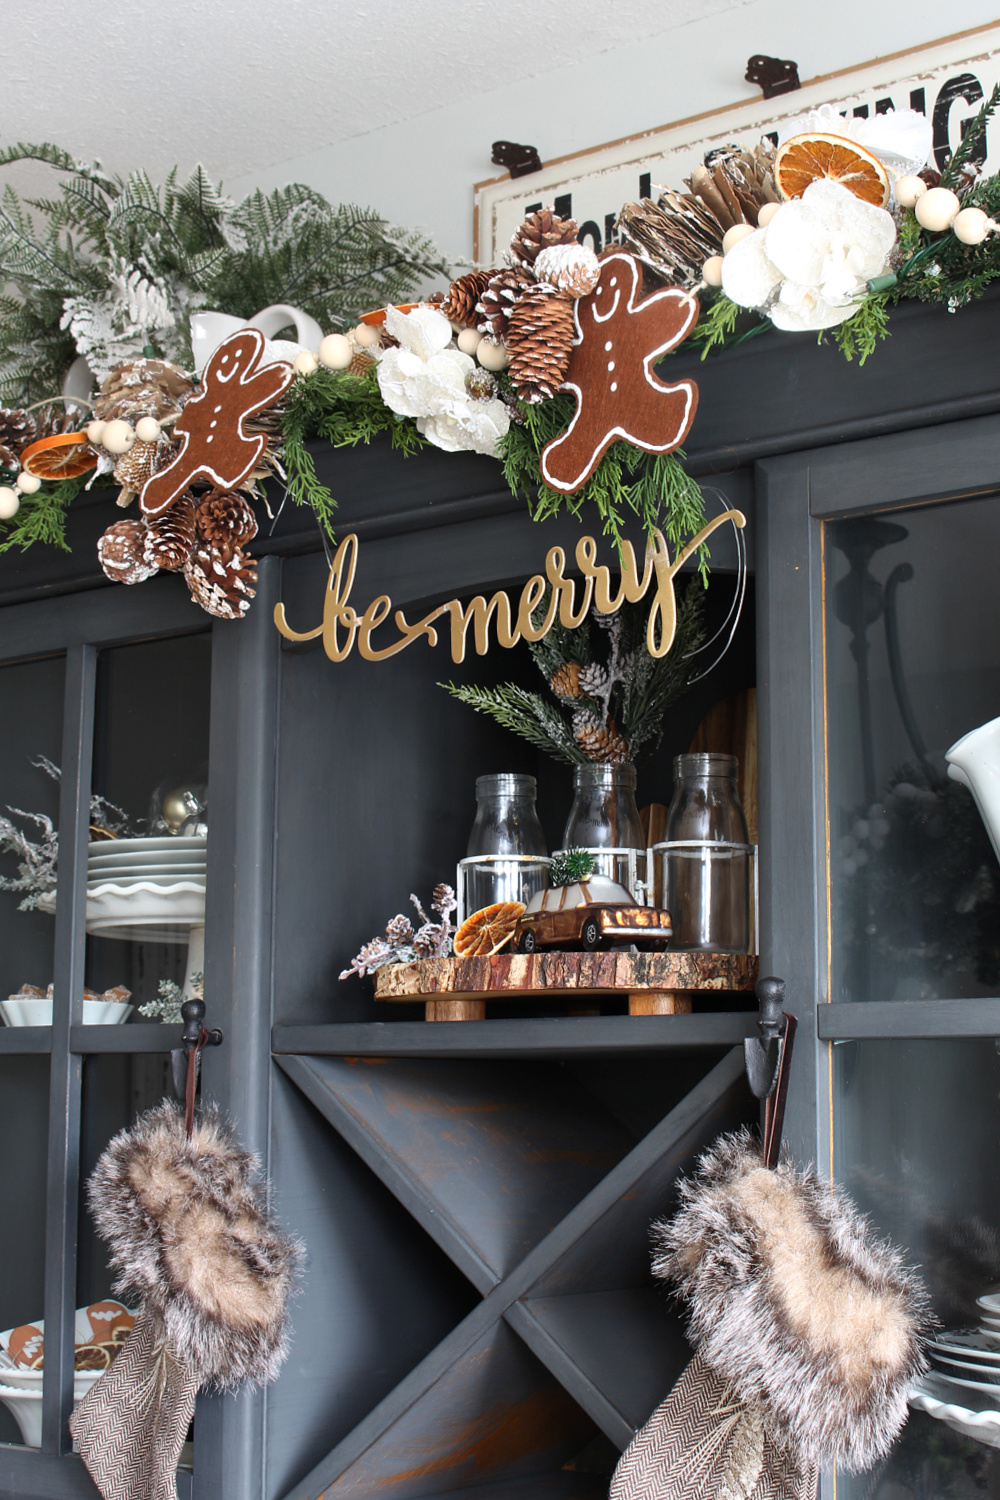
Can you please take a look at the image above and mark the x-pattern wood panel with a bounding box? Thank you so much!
[275,1047,752,1500]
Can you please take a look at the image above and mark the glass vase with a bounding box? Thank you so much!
[654,753,753,952]
[559,763,647,901]
[457,774,549,922]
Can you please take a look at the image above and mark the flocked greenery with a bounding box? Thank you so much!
[0,142,450,401]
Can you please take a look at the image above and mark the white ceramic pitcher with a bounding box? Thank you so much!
[190,303,324,374]
[946,715,1000,864]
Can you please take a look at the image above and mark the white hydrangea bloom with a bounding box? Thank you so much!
[722,180,896,333]
[376,303,510,456]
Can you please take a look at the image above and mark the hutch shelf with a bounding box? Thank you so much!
[4,286,1000,1500]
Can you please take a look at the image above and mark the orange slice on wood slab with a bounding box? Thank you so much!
[454,901,526,957]
[20,432,97,480]
[774,133,890,207]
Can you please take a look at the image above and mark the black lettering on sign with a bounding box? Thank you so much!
[577,220,602,253]
[604,213,619,247]
[934,73,985,171]
[910,87,926,114]
[764,131,779,147]
[554,193,573,219]
[639,173,651,199]
[853,104,870,118]
[525,202,542,215]
[876,96,894,115]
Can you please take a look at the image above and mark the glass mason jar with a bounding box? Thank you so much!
[458,774,549,922]
[559,763,647,900]
[655,753,753,952]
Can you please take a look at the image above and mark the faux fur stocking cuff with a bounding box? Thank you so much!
[652,1130,930,1473]
[87,1101,302,1390]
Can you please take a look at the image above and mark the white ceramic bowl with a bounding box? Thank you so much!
[978,1294,1000,1316]
[910,1375,1000,1448]
[0,1375,100,1448]
[88,877,207,894]
[88,837,206,856]
[0,999,132,1027]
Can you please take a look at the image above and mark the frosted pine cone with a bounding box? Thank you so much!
[432,883,457,917]
[509,209,579,268]
[113,439,162,497]
[478,266,534,339]
[575,720,631,765]
[465,368,497,401]
[195,491,258,556]
[184,543,258,620]
[550,662,582,700]
[0,408,36,469]
[533,244,601,297]
[412,922,440,958]
[441,270,494,328]
[578,662,609,697]
[506,288,576,404]
[143,494,197,572]
[385,914,415,947]
[98,520,159,585]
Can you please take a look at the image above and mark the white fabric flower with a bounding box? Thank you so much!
[376,303,510,456]
[776,104,932,179]
[722,179,896,332]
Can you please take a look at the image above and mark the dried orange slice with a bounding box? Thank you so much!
[774,133,890,207]
[20,432,97,480]
[454,901,526,957]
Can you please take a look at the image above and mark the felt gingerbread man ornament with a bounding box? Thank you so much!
[141,328,293,518]
[540,252,699,495]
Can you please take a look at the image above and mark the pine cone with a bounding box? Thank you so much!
[98,520,159,586]
[478,265,535,339]
[385,914,415,947]
[574,720,631,765]
[348,351,376,378]
[550,662,582,700]
[143,494,197,572]
[31,404,80,441]
[578,662,608,696]
[184,543,257,620]
[0,409,36,468]
[506,288,576,404]
[509,209,579,268]
[113,439,161,496]
[95,359,194,423]
[465,368,497,401]
[617,191,726,289]
[695,144,778,228]
[441,270,494,328]
[534,244,601,297]
[195,491,258,557]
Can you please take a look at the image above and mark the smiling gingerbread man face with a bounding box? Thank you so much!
[141,328,293,518]
[540,252,699,496]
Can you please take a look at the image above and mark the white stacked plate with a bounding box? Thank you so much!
[910,1296,1000,1446]
[86,836,207,942]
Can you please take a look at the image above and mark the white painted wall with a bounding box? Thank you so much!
[229,3,1000,264]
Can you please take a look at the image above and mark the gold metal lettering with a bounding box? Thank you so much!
[273,511,746,664]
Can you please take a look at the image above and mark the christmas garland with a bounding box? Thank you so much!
[2,93,1000,615]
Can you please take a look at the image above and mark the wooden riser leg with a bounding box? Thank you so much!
[425,999,486,1022]
[628,990,694,1016]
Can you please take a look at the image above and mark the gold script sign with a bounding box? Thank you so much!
[273,512,745,664]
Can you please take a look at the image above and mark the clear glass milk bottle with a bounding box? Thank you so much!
[561,763,647,900]
[458,774,549,921]
[658,753,753,951]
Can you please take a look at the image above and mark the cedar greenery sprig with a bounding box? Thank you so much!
[498,388,711,575]
[0,472,91,554]
[548,848,596,887]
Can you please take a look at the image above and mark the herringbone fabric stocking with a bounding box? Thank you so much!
[611,1357,817,1500]
[70,1306,198,1500]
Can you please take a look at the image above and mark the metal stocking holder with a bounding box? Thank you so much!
[744,976,796,1169]
[171,998,224,1138]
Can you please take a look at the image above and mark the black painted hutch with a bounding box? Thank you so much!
[3,288,1000,1500]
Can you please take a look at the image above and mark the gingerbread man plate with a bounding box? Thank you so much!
[540,252,699,495]
[141,329,293,518]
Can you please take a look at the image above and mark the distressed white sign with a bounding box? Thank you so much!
[474,25,1000,264]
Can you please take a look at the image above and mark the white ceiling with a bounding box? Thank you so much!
[1,0,753,188]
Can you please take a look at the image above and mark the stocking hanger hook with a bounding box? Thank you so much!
[744,976,796,1169]
[174,998,223,1137]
